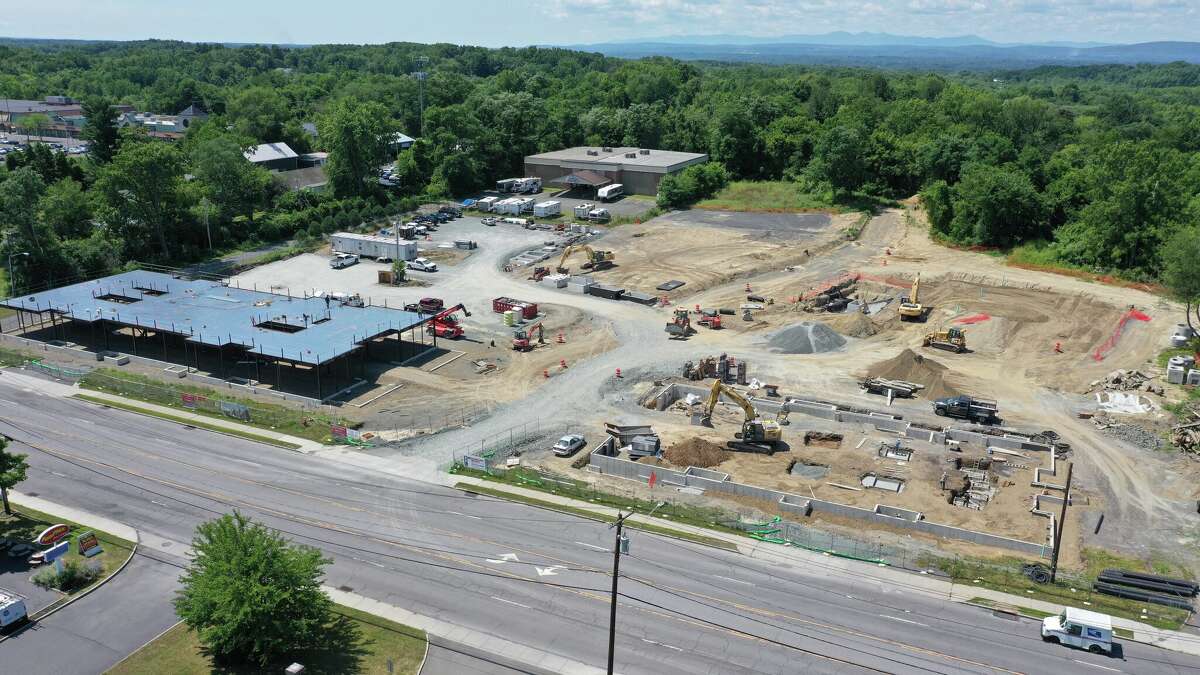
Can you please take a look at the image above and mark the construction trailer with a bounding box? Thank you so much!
[533,200,561,217]
[331,232,417,261]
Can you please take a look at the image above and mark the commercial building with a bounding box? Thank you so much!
[523,146,708,196]
[0,271,439,400]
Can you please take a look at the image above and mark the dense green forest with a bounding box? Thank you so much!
[1,39,1199,294]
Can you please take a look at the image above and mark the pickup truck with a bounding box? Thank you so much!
[404,298,444,314]
[408,257,438,272]
[933,395,999,425]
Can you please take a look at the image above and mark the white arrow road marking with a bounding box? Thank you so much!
[491,596,532,609]
[535,565,565,577]
[486,553,520,564]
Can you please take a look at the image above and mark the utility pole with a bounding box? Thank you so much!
[201,197,213,250]
[607,512,629,675]
[411,56,429,136]
[1049,462,1073,583]
[7,251,29,297]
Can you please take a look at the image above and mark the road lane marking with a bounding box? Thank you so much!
[1075,658,1118,667]
[641,639,684,652]
[150,500,169,507]
[491,596,532,609]
[486,553,520,564]
[879,614,930,627]
[714,575,755,586]
[576,541,608,551]
[50,471,68,478]
[447,511,483,520]
[535,565,564,577]
[350,555,385,568]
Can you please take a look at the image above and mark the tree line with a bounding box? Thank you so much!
[0,39,1198,291]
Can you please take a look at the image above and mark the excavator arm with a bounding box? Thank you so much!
[701,379,761,424]
[557,245,594,272]
[910,273,920,305]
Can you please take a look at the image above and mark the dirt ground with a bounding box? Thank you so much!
[562,209,860,297]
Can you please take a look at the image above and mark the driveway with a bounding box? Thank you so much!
[0,554,181,675]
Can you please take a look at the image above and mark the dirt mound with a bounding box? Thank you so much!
[843,313,879,338]
[665,438,730,468]
[867,349,961,399]
[768,321,847,354]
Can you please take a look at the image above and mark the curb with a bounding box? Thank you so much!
[416,630,431,674]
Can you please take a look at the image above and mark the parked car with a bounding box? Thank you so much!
[481,217,497,226]
[408,257,438,273]
[553,434,587,457]
[329,253,359,269]
[7,543,33,559]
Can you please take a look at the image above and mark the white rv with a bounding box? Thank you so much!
[597,184,624,202]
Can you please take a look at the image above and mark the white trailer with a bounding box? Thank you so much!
[331,232,417,261]
[597,184,624,201]
[516,177,542,194]
[496,178,520,193]
[495,197,533,215]
[533,200,561,217]
[573,202,595,218]
[476,196,499,212]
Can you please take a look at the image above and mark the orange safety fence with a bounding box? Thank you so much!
[1092,309,1151,362]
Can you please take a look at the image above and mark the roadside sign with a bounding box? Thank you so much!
[463,455,487,471]
[330,425,347,440]
[76,531,103,558]
[43,540,69,563]
[36,524,71,546]
[648,471,657,489]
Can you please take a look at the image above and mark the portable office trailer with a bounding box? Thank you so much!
[331,232,417,261]
[533,200,561,217]
[476,196,499,212]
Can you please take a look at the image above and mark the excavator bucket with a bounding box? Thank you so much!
[691,413,713,427]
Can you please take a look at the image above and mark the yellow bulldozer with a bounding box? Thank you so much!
[555,244,614,274]
[923,326,967,353]
[696,380,784,453]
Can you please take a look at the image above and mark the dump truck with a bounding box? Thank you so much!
[933,395,999,424]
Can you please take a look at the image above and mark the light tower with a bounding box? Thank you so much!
[411,56,429,135]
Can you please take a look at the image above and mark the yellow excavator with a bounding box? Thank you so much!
[898,273,927,322]
[696,379,784,453]
[556,244,615,274]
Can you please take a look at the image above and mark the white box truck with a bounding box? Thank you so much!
[597,184,624,201]
[533,201,561,217]
[0,589,29,631]
[1041,608,1113,654]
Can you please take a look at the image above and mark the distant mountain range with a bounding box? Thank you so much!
[560,34,1200,70]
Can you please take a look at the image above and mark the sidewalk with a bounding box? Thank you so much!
[4,368,325,453]
[453,475,1200,657]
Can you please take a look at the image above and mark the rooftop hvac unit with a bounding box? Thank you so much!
[625,153,637,158]
[602,147,613,152]
[586,150,598,156]
[639,149,650,155]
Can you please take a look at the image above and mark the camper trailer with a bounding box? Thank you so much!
[597,184,624,202]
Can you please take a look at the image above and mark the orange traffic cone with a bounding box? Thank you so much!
[615,368,622,378]
[560,359,567,369]
[557,331,565,344]
[543,369,549,378]
[1054,342,1063,353]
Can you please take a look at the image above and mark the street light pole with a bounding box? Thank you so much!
[7,251,29,297]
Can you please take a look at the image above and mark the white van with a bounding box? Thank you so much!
[0,589,29,630]
[1041,607,1113,654]
[597,184,624,202]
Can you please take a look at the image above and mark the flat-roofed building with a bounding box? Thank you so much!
[523,146,708,196]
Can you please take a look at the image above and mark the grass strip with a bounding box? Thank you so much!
[74,394,303,450]
[108,604,426,675]
[456,482,737,551]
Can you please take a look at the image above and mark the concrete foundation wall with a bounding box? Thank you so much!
[588,447,1049,557]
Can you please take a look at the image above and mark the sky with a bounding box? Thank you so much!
[1,0,1197,46]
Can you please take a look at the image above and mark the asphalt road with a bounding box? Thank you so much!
[3,378,1198,674]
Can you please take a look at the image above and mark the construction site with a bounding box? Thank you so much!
[7,194,1198,582]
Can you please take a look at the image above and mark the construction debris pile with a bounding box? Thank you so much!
[1091,412,1164,451]
[682,354,749,384]
[800,277,857,313]
[1089,369,1164,395]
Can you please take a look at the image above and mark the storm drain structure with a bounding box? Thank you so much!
[0,270,439,400]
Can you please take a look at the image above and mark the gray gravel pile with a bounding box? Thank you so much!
[769,321,847,354]
[1098,422,1164,451]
